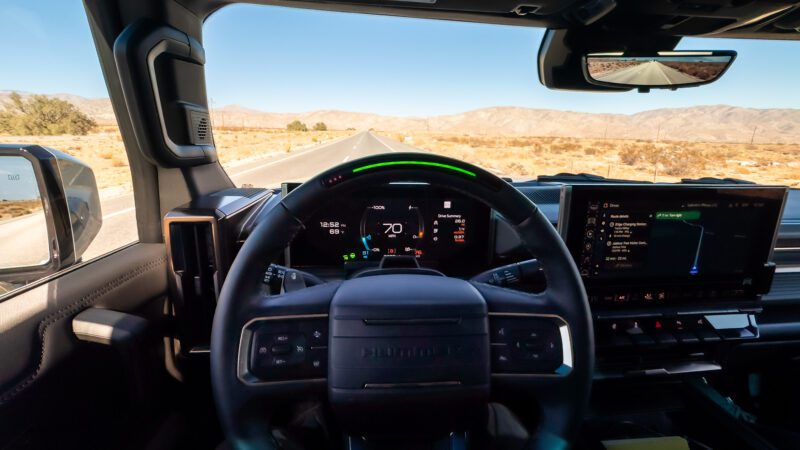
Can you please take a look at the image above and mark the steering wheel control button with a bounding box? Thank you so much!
[494,347,512,365]
[490,315,566,374]
[307,347,328,375]
[245,318,329,381]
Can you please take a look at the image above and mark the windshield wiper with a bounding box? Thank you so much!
[680,177,755,185]
[536,173,645,184]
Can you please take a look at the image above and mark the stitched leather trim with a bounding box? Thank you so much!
[0,256,166,405]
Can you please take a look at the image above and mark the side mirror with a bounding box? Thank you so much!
[583,50,736,92]
[0,145,102,287]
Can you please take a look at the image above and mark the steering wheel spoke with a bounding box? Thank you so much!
[235,281,340,386]
[471,279,592,449]
[473,283,573,378]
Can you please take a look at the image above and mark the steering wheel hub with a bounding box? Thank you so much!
[328,275,490,436]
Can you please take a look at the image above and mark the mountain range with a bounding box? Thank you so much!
[2,91,798,144]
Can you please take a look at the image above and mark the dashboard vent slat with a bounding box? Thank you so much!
[764,271,800,303]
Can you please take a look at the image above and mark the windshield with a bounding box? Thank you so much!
[203,6,799,187]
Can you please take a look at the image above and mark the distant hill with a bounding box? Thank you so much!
[2,91,798,144]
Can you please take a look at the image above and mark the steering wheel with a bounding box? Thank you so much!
[211,153,593,449]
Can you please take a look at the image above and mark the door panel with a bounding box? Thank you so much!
[0,243,167,447]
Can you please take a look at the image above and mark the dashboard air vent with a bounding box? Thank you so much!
[164,216,220,356]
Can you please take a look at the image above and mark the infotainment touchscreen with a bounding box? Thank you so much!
[560,185,786,306]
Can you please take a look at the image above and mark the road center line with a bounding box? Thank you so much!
[655,62,672,85]
[372,133,399,153]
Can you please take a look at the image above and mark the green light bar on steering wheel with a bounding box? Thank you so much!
[351,160,477,177]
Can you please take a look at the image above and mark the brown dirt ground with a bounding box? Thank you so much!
[586,60,640,78]
[385,132,800,187]
[660,62,728,81]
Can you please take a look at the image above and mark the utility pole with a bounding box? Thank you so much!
[653,152,659,182]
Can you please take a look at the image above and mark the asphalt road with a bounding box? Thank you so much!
[1,131,419,267]
[596,61,702,85]
[0,212,50,268]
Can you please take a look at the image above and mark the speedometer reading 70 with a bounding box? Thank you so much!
[359,202,424,260]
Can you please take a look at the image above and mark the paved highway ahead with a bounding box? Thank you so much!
[596,61,702,86]
[230,130,422,188]
[0,131,421,268]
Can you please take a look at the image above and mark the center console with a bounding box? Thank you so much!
[559,184,787,377]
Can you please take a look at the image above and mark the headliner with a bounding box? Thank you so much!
[184,0,800,41]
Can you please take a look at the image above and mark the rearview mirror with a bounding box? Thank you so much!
[583,50,736,91]
[0,145,102,289]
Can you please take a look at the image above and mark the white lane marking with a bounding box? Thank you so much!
[372,133,399,153]
[343,155,351,162]
[229,134,356,178]
[654,62,671,85]
[103,206,136,220]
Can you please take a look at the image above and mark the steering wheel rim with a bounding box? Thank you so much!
[211,152,594,449]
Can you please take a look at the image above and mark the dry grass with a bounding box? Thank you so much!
[1,126,797,190]
[392,132,800,186]
[0,199,42,220]
[0,126,355,192]
[0,127,131,192]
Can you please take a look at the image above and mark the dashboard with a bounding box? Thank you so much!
[284,182,788,298]
[286,183,492,276]
[165,176,799,380]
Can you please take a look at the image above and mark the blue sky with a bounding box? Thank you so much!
[0,156,40,201]
[1,1,799,116]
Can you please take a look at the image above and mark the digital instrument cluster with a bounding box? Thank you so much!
[287,184,491,275]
